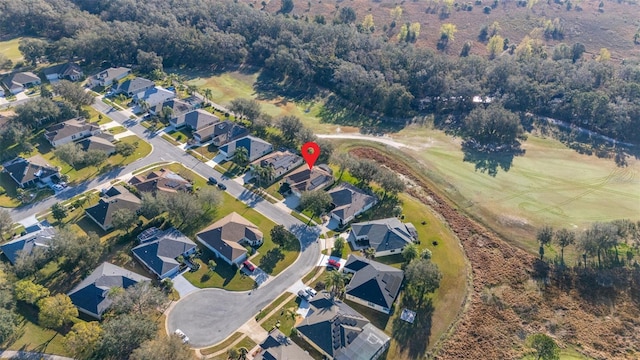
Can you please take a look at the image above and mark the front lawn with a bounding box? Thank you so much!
[183,252,256,291]
[168,129,193,144]
[193,143,219,160]
[161,134,181,146]
[260,297,301,336]
[264,181,286,201]
[0,171,22,207]
[218,160,247,178]
[107,126,127,135]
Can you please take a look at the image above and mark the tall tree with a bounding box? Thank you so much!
[234,146,249,167]
[270,225,297,250]
[402,243,419,263]
[229,98,262,121]
[163,192,204,230]
[555,228,575,264]
[537,226,554,260]
[115,142,137,157]
[487,35,505,59]
[38,294,78,329]
[463,105,524,147]
[325,270,348,299]
[54,143,84,168]
[375,168,405,198]
[107,282,167,316]
[50,203,68,223]
[349,158,379,186]
[0,209,13,240]
[299,190,331,222]
[64,322,103,360]
[18,38,48,65]
[97,313,157,360]
[53,229,102,272]
[130,335,193,360]
[197,187,222,212]
[14,280,49,305]
[404,259,442,306]
[528,333,559,360]
[277,116,304,146]
[253,164,275,187]
[53,80,94,107]
[0,308,19,343]
[111,208,138,234]
[82,149,108,169]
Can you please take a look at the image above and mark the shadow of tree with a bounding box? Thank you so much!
[391,297,434,359]
[461,141,526,177]
[258,248,285,274]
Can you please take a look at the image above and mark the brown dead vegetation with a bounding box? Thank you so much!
[349,146,640,359]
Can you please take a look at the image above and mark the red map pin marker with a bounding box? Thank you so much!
[301,141,321,170]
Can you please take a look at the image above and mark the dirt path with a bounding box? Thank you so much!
[316,133,418,150]
[349,146,640,360]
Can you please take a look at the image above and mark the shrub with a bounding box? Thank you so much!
[0,186,6,195]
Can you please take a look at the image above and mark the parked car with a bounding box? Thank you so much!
[174,329,189,344]
[217,183,227,190]
[208,176,218,185]
[52,184,64,191]
[243,260,256,272]
[298,289,311,301]
[305,286,317,298]
[327,259,340,269]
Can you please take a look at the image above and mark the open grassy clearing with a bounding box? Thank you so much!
[381,126,640,255]
[0,37,31,63]
[179,69,358,133]
[1,303,70,356]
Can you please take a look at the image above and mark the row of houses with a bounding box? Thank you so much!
[0,62,84,97]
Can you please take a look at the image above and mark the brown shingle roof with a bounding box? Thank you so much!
[44,118,99,143]
[284,165,334,193]
[128,169,192,194]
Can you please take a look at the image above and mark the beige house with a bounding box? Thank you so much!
[196,212,263,266]
[44,118,101,147]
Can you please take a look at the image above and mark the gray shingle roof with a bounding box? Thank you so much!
[116,77,155,95]
[183,109,220,130]
[296,292,389,359]
[219,135,273,161]
[95,67,130,84]
[3,156,58,186]
[284,164,334,193]
[196,212,263,263]
[2,72,40,90]
[328,183,378,222]
[349,218,415,253]
[67,262,150,318]
[44,118,99,143]
[77,135,116,153]
[131,228,196,278]
[84,186,141,229]
[255,329,314,360]
[43,63,83,79]
[252,151,302,177]
[343,254,404,309]
[0,223,56,264]
[134,86,175,107]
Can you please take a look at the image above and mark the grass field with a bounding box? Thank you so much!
[382,126,640,255]
[0,37,30,63]
[180,69,357,133]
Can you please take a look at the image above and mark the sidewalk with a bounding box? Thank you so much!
[0,350,74,360]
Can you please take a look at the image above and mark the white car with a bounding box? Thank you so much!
[305,286,317,298]
[174,329,189,344]
[297,289,311,301]
[52,184,64,191]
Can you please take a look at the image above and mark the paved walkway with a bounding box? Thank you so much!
[237,318,269,345]
[0,350,74,360]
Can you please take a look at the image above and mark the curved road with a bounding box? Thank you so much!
[7,97,322,348]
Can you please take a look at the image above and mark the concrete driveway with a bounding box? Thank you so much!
[172,274,198,298]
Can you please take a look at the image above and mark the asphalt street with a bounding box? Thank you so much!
[7,98,322,348]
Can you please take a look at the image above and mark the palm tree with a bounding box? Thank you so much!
[254,165,275,187]
[402,243,419,263]
[138,99,150,113]
[203,88,213,106]
[364,248,376,259]
[187,84,198,95]
[234,146,249,167]
[325,270,348,299]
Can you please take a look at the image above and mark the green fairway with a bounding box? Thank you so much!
[380,126,640,255]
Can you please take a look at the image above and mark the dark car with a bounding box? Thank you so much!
[208,177,218,185]
[217,183,227,190]
[243,260,256,272]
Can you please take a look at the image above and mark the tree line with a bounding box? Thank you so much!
[2,0,640,144]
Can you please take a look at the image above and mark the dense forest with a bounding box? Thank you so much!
[2,0,640,143]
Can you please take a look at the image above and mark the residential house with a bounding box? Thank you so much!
[193,121,249,145]
[44,118,101,147]
[76,134,117,156]
[84,185,142,231]
[342,255,404,314]
[327,183,378,226]
[171,108,217,130]
[133,86,175,109]
[115,77,155,97]
[43,63,84,82]
[68,262,150,319]
[251,151,303,180]
[128,169,193,195]
[151,96,201,117]
[296,291,390,360]
[348,218,418,257]
[0,87,4,97]
[90,67,131,87]
[254,329,314,360]
[196,212,263,266]
[2,72,41,94]
[3,156,59,188]
[219,136,273,162]
[283,165,334,197]
[131,228,197,279]
[0,221,56,265]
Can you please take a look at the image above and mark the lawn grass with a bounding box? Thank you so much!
[264,181,285,201]
[218,161,247,178]
[168,129,192,144]
[193,143,219,160]
[260,297,300,336]
[83,105,111,125]
[161,134,180,146]
[183,254,256,291]
[255,293,291,321]
[1,299,75,358]
[290,210,316,226]
[107,126,127,135]
[0,171,22,207]
[199,332,243,355]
